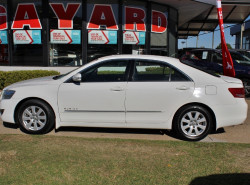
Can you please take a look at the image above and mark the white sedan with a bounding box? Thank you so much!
[0,55,247,141]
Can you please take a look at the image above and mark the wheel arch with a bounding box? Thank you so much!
[172,102,217,132]
[14,97,56,125]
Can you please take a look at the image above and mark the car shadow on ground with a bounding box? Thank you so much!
[3,121,226,140]
[56,126,178,137]
[189,173,250,185]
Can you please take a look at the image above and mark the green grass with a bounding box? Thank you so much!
[0,135,249,185]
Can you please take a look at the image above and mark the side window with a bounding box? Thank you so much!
[192,51,202,60]
[211,52,223,64]
[81,60,129,82]
[133,60,190,82]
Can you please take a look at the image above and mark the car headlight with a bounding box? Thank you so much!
[2,90,15,99]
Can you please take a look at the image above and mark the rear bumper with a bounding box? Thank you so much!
[214,99,248,129]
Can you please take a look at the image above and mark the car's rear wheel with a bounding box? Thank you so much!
[173,105,212,141]
[17,99,55,134]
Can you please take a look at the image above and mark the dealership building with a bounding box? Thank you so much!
[231,20,250,50]
[0,0,249,69]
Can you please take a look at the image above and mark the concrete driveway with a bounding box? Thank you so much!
[1,100,250,143]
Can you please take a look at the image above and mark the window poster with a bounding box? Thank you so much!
[0,31,8,44]
[88,30,117,44]
[123,31,145,45]
[13,30,41,44]
[50,30,81,44]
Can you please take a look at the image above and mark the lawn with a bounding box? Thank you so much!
[0,135,249,185]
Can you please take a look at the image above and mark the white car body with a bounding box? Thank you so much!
[0,55,247,135]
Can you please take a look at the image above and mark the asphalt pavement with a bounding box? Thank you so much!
[0,100,250,143]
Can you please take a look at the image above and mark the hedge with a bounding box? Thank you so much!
[0,70,60,90]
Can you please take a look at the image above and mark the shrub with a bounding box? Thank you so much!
[0,70,60,90]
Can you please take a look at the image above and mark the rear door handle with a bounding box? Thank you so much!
[110,86,124,91]
[176,86,190,90]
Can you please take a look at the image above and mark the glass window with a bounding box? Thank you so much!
[122,0,146,55]
[81,60,129,82]
[0,1,8,66]
[151,4,168,56]
[211,52,223,64]
[12,0,43,66]
[49,0,82,66]
[87,0,119,62]
[133,60,190,81]
[168,7,178,58]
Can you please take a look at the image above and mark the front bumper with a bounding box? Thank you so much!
[0,99,20,124]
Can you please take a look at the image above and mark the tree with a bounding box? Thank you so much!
[216,43,232,49]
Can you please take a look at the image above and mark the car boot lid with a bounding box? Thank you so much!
[220,75,242,84]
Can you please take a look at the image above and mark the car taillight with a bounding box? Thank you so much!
[228,88,245,98]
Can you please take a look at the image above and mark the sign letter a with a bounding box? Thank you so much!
[12,4,42,29]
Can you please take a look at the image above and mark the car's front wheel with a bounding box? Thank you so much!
[17,99,55,134]
[173,105,212,141]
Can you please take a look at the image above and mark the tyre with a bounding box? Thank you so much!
[173,105,212,141]
[17,99,55,134]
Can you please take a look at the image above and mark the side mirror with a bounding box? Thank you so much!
[72,73,82,82]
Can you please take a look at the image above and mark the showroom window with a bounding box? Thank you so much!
[150,4,168,56]
[87,0,119,62]
[49,0,82,66]
[122,0,146,55]
[133,60,190,81]
[11,0,43,66]
[0,0,8,66]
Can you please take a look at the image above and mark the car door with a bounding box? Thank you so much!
[58,59,131,126]
[125,59,195,128]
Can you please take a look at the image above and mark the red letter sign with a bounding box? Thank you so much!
[151,10,167,33]
[87,5,118,30]
[125,6,146,31]
[50,3,81,29]
[12,4,42,29]
[0,5,7,30]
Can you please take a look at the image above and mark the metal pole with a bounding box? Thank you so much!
[212,31,214,49]
[186,38,188,48]
[240,23,244,49]
[196,35,199,48]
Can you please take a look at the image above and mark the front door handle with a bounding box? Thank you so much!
[110,86,124,91]
[176,86,190,90]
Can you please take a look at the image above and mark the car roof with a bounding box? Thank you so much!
[94,54,180,64]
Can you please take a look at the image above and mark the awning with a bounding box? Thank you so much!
[152,0,250,39]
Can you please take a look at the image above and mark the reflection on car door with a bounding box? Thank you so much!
[58,60,130,126]
[125,60,195,128]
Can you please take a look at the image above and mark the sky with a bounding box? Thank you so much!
[178,15,250,50]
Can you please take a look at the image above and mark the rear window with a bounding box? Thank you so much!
[180,60,220,78]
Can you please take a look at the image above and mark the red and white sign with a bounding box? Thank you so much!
[217,0,235,77]
[50,3,81,29]
[50,30,81,44]
[9,3,168,35]
[0,5,7,30]
[13,30,40,44]
[87,5,118,30]
[151,10,167,33]
[88,30,112,44]
[125,6,146,31]
[12,3,42,29]
[51,30,72,44]
[123,31,145,45]
[88,30,109,44]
